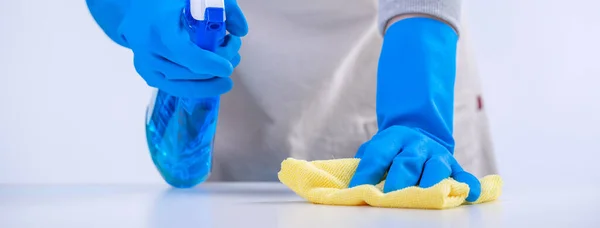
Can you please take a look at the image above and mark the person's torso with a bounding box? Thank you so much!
[207,0,495,181]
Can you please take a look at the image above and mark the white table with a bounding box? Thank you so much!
[1,182,598,228]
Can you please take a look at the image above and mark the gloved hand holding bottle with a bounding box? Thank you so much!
[348,17,481,202]
[86,0,248,98]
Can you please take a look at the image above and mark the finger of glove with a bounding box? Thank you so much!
[161,36,233,77]
[230,54,241,68]
[383,147,428,193]
[156,10,233,77]
[145,72,233,98]
[163,77,233,98]
[149,54,215,80]
[354,142,369,159]
[418,155,453,188]
[216,35,242,61]
[450,160,481,202]
[225,0,249,36]
[134,55,163,88]
[348,127,406,188]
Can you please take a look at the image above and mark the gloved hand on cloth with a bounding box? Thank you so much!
[348,17,481,202]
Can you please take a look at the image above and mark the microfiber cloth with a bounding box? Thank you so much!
[277,158,503,209]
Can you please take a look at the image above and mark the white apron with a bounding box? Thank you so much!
[208,0,498,181]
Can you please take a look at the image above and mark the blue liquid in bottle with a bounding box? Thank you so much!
[145,1,225,188]
[145,93,219,188]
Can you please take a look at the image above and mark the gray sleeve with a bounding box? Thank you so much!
[379,0,462,34]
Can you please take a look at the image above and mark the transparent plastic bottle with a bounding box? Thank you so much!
[145,0,226,188]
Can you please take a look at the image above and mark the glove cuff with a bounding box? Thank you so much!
[378,0,461,36]
[376,17,458,152]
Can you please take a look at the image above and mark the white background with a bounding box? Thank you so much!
[1,0,598,185]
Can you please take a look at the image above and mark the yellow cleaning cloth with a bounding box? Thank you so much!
[278,158,503,209]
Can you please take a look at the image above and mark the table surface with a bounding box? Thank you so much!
[1,182,598,228]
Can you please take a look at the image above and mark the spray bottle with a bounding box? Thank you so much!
[145,0,226,188]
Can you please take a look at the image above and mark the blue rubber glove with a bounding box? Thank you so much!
[348,18,481,202]
[86,0,248,98]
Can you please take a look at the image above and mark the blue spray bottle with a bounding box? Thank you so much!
[145,0,226,188]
